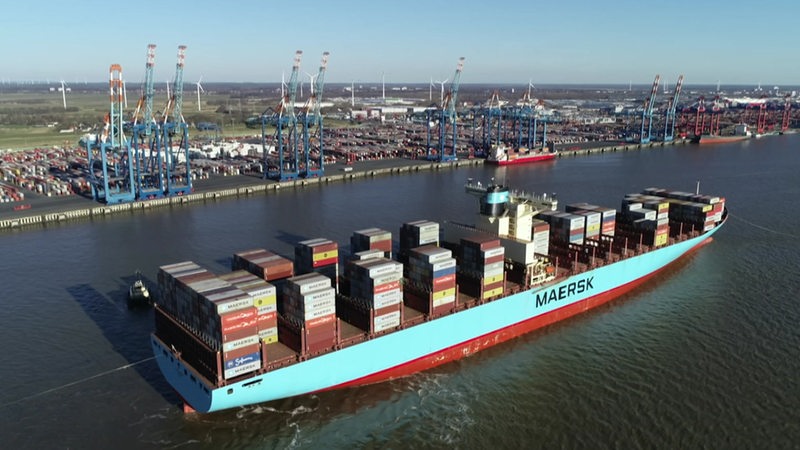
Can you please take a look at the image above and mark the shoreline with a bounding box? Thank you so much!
[0,139,689,230]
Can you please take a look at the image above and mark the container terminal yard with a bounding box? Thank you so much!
[1,48,798,229]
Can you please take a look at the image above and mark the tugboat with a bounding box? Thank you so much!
[128,271,151,306]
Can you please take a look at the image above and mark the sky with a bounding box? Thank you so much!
[1,0,798,88]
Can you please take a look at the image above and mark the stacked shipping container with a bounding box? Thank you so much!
[338,258,404,333]
[280,273,338,354]
[295,238,339,290]
[351,228,393,259]
[404,245,458,314]
[457,236,506,301]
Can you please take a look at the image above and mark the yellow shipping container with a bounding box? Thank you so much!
[253,294,277,307]
[586,223,601,233]
[261,335,278,345]
[432,287,457,301]
[312,250,339,261]
[483,287,504,299]
[654,233,669,247]
[701,204,712,213]
[483,273,504,285]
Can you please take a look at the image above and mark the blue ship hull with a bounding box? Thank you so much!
[151,217,725,413]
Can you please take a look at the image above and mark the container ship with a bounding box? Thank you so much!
[485,144,556,165]
[692,124,752,144]
[151,181,727,413]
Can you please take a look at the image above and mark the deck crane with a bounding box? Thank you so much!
[639,74,660,144]
[662,74,684,142]
[426,57,465,162]
[130,44,164,199]
[85,64,136,204]
[262,51,302,181]
[162,45,192,196]
[298,51,329,178]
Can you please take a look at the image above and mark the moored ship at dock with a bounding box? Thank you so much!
[485,144,556,165]
[151,181,727,413]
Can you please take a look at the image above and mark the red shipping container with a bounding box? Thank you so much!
[221,316,258,335]
[220,307,257,328]
[311,242,338,253]
[374,303,402,316]
[222,325,259,342]
[312,257,338,268]
[222,342,260,361]
[374,280,401,294]
[432,273,456,289]
[306,313,337,328]
[483,254,504,265]
[256,311,277,325]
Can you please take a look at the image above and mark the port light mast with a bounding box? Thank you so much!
[299,51,329,178]
[663,74,683,142]
[639,74,660,144]
[131,44,165,199]
[263,50,303,181]
[426,57,465,162]
[86,64,136,204]
[162,45,192,196]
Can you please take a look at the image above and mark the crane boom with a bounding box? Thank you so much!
[285,50,303,117]
[143,44,156,134]
[171,45,187,124]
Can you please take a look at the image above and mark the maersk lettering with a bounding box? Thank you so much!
[535,277,594,308]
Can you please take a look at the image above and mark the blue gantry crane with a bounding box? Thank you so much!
[161,45,192,196]
[298,51,330,178]
[85,64,136,204]
[263,51,303,181]
[639,74,661,144]
[131,44,165,199]
[663,74,684,142]
[426,57,465,162]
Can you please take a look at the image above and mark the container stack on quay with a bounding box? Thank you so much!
[404,245,458,315]
[218,271,278,345]
[456,236,506,301]
[351,228,393,259]
[337,257,404,333]
[294,238,339,291]
[279,273,338,354]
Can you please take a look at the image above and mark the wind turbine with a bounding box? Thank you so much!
[59,80,67,109]
[527,79,535,99]
[122,79,128,108]
[381,72,385,102]
[305,71,317,96]
[195,77,204,111]
[434,78,448,105]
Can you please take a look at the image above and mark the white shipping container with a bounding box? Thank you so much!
[224,360,262,380]
[373,310,401,332]
[433,294,456,308]
[431,258,457,271]
[257,327,278,339]
[372,289,403,308]
[287,273,331,294]
[222,334,260,353]
[482,246,505,259]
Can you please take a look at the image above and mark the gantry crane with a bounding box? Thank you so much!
[263,51,302,181]
[663,74,683,142]
[426,57,465,162]
[85,64,136,204]
[161,45,192,196]
[131,44,164,199]
[639,74,660,144]
[781,94,792,133]
[298,51,330,178]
